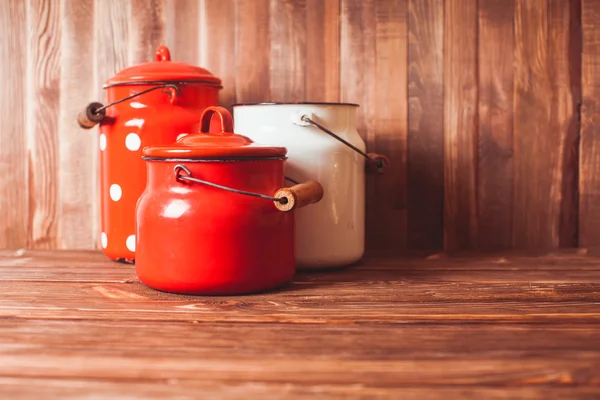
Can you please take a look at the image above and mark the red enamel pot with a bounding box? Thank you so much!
[78,45,221,263]
[135,107,324,295]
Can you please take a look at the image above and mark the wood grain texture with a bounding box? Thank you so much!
[340,0,374,141]
[340,0,376,252]
[26,0,61,249]
[513,0,577,249]
[94,0,131,80]
[93,0,131,250]
[0,0,594,252]
[0,251,600,398]
[443,0,478,251]
[565,0,582,249]
[513,0,548,247]
[549,0,580,249]
[1,321,600,384]
[407,0,444,249]
[513,0,549,248]
[0,0,28,249]
[200,0,236,109]
[130,0,167,65]
[234,0,270,103]
[165,0,200,64]
[305,0,340,102]
[580,0,600,249]
[371,0,408,252]
[3,250,600,312]
[58,0,96,249]
[477,0,514,250]
[1,379,598,400]
[4,320,600,360]
[269,0,340,103]
[269,0,306,102]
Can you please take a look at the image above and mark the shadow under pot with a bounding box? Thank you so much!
[136,106,324,295]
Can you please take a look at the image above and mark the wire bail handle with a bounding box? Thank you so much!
[77,84,179,130]
[173,164,323,212]
[291,112,390,173]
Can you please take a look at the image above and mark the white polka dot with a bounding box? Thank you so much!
[125,133,141,151]
[109,184,122,201]
[129,102,147,109]
[177,133,188,141]
[126,235,136,252]
[101,232,107,249]
[99,134,106,151]
[125,118,144,128]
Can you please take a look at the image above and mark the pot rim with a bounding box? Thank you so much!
[142,156,288,162]
[102,80,223,89]
[231,101,360,107]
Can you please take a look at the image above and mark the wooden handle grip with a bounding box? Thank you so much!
[274,181,324,212]
[77,102,106,129]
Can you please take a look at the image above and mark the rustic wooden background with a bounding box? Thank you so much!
[1,0,600,254]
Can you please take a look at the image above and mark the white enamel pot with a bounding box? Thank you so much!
[232,102,388,270]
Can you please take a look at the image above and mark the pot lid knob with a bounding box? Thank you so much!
[175,106,253,147]
[105,44,222,86]
[142,106,287,159]
[155,45,171,61]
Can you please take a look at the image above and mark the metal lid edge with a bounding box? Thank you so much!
[142,156,288,162]
[103,80,223,89]
[231,101,360,107]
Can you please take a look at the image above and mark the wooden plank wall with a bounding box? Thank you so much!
[0,0,595,253]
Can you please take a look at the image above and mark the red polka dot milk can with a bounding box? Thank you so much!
[78,45,222,263]
[135,106,324,295]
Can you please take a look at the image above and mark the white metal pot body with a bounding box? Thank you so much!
[232,103,365,269]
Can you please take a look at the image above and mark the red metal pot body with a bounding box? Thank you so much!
[135,158,295,295]
[96,46,221,263]
[99,83,219,263]
[134,106,327,295]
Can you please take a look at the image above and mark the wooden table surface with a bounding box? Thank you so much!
[0,250,599,399]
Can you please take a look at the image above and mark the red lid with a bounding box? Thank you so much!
[105,45,222,87]
[143,106,287,160]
